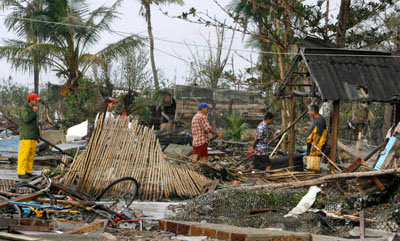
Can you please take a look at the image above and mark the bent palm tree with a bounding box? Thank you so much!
[138,0,184,91]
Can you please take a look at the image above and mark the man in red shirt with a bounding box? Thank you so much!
[192,103,223,164]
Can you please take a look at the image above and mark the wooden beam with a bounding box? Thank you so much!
[288,95,296,169]
[329,101,340,174]
[218,168,400,192]
[278,54,302,94]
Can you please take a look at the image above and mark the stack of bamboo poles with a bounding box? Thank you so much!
[63,115,210,201]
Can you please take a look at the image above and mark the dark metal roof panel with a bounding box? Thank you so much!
[302,48,400,102]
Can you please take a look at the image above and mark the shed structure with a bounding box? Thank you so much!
[279,47,400,172]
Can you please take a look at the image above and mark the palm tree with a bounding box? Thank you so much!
[138,0,184,91]
[0,0,123,95]
[0,0,49,93]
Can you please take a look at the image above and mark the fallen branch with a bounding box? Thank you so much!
[218,168,400,192]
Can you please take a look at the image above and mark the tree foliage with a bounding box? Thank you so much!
[0,0,125,95]
[0,76,29,113]
[224,113,249,141]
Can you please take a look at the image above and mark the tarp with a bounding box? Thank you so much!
[66,120,88,142]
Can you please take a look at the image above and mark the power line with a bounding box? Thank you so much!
[111,30,189,63]
[0,14,399,58]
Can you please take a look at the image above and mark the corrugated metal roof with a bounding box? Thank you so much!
[301,48,400,102]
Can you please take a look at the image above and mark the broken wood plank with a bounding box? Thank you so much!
[219,168,400,192]
[0,193,42,208]
[343,159,362,173]
[64,219,106,234]
[9,225,54,232]
[371,177,385,191]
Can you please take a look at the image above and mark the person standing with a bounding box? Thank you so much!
[17,93,41,179]
[249,112,274,171]
[94,97,118,126]
[191,103,223,164]
[306,104,327,156]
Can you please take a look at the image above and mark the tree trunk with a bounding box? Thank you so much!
[33,62,40,94]
[336,0,351,47]
[144,3,160,91]
[325,0,330,40]
[275,18,287,153]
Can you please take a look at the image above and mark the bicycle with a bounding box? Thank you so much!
[2,171,142,229]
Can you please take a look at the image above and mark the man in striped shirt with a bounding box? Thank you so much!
[192,103,223,164]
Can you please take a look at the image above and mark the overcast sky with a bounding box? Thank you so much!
[0,0,341,90]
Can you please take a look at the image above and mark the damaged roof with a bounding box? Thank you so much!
[291,48,400,102]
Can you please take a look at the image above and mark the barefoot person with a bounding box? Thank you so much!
[17,93,41,179]
[249,112,274,171]
[191,103,223,164]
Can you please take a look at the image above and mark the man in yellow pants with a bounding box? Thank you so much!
[17,93,41,179]
[306,104,327,156]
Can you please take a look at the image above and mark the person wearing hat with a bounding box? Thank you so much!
[94,97,118,127]
[191,103,223,164]
[17,93,41,179]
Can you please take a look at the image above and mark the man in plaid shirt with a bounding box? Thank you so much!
[192,103,223,164]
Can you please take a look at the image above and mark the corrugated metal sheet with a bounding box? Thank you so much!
[302,48,400,102]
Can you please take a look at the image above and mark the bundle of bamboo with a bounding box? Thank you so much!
[63,115,210,201]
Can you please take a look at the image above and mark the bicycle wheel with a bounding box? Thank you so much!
[96,177,139,210]
[0,195,21,219]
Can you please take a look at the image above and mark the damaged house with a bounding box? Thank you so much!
[278,46,400,172]
[153,84,266,128]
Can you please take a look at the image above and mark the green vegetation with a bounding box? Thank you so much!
[224,113,249,141]
[62,78,99,128]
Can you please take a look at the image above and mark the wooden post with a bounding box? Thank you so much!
[288,94,296,169]
[329,101,340,174]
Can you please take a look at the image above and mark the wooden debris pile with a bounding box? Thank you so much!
[63,115,210,200]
